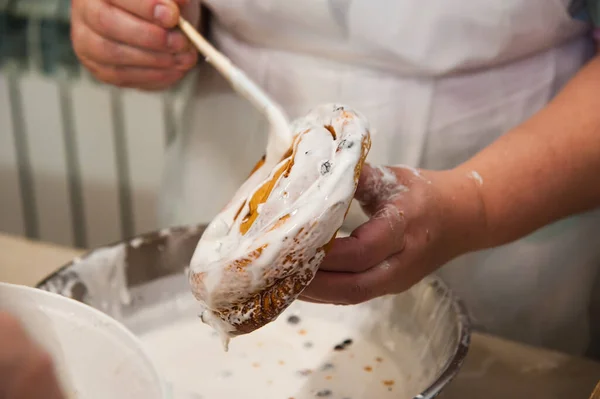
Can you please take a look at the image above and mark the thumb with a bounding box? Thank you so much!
[354,163,408,215]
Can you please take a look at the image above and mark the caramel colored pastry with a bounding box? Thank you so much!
[188,104,371,348]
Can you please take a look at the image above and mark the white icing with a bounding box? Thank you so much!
[189,104,371,345]
[159,228,172,237]
[378,166,399,187]
[378,260,392,270]
[41,245,131,321]
[120,272,462,398]
[468,170,484,186]
[357,166,408,208]
[134,294,438,399]
[140,316,412,399]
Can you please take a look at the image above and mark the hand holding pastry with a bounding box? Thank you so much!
[300,164,486,304]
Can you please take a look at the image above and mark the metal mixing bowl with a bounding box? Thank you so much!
[37,224,470,399]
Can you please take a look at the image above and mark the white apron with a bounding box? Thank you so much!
[160,0,600,355]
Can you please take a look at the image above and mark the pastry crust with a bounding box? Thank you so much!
[189,104,371,340]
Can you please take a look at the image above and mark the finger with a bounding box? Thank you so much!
[0,312,34,372]
[79,1,189,53]
[301,261,393,305]
[73,20,196,69]
[297,295,331,304]
[297,294,346,305]
[83,59,186,88]
[320,203,406,273]
[0,311,31,352]
[302,251,423,305]
[10,350,64,399]
[0,313,64,399]
[109,0,181,28]
[355,163,408,214]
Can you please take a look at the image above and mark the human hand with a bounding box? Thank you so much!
[300,163,486,305]
[71,0,199,90]
[0,312,65,399]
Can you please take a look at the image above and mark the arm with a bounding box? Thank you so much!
[456,54,600,250]
[302,53,600,305]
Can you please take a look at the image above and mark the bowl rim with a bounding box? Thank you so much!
[415,276,471,399]
[36,224,471,399]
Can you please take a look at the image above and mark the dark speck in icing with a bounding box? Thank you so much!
[316,389,332,397]
[139,310,418,398]
[334,338,353,351]
[320,161,332,175]
[337,140,354,150]
[220,370,232,378]
[321,363,334,371]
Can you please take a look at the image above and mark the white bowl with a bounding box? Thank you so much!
[0,282,166,399]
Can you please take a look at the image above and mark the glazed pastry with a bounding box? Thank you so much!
[188,104,371,348]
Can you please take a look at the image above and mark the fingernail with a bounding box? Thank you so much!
[167,32,187,50]
[154,3,175,27]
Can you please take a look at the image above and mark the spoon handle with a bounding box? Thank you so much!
[178,17,293,162]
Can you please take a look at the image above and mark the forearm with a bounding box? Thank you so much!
[455,54,600,249]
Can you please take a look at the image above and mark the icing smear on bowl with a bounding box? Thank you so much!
[188,104,372,349]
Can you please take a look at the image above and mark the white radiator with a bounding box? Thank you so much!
[0,68,199,248]
[0,1,208,248]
